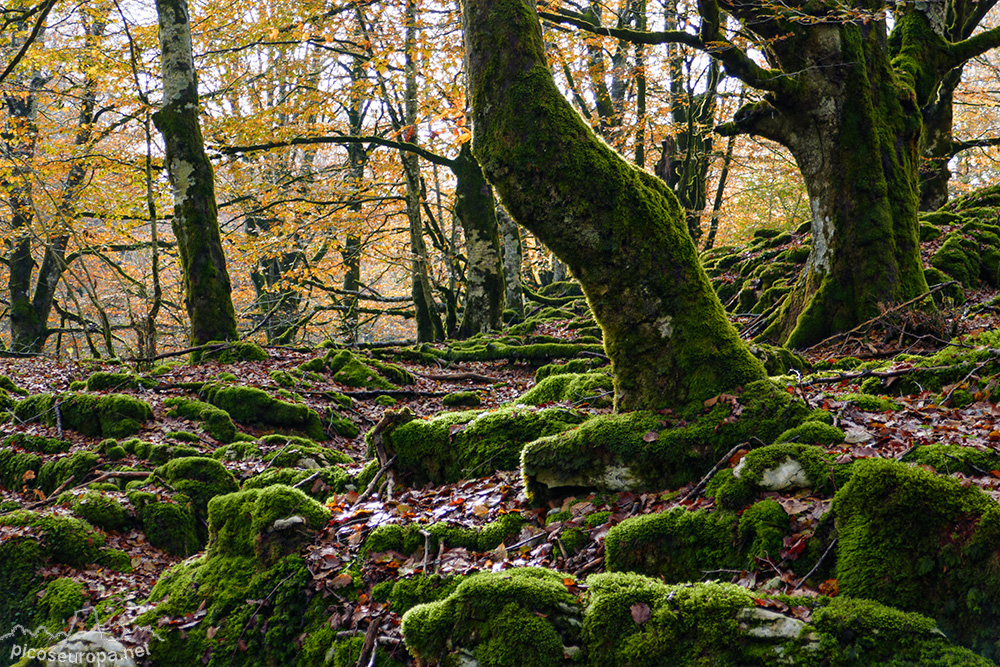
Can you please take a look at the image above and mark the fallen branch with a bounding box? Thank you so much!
[413,371,503,383]
[794,538,837,590]
[682,443,747,502]
[803,282,957,352]
[801,353,1000,387]
[351,456,398,509]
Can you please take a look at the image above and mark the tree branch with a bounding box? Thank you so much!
[216,134,456,169]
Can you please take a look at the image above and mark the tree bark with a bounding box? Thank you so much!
[497,205,524,318]
[153,0,238,346]
[462,0,765,410]
[454,143,505,337]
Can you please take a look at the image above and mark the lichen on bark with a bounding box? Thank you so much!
[462,0,765,410]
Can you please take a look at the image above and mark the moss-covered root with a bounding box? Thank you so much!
[403,570,989,666]
[463,0,766,411]
[834,458,1000,659]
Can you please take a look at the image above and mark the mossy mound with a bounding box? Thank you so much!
[701,229,808,312]
[516,371,613,408]
[400,568,583,667]
[373,405,588,485]
[193,341,269,363]
[300,349,411,390]
[442,390,482,408]
[372,340,606,366]
[36,450,99,494]
[604,501,789,581]
[151,457,239,519]
[709,443,840,509]
[403,569,988,666]
[900,443,1000,476]
[199,383,325,441]
[85,370,156,391]
[521,379,823,504]
[747,342,807,375]
[129,490,201,556]
[365,514,525,557]
[64,488,133,532]
[0,510,104,567]
[14,393,152,439]
[163,397,239,443]
[930,220,1000,288]
[835,458,1000,658]
[258,435,351,467]
[535,358,608,381]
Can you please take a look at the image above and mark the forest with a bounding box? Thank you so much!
[6,0,1000,664]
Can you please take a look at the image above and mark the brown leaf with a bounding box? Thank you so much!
[630,602,651,624]
[642,431,659,443]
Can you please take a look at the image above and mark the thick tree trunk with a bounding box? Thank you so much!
[719,19,929,349]
[454,144,505,337]
[498,206,524,318]
[462,0,766,411]
[153,0,238,346]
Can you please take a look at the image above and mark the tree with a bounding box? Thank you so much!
[542,0,1000,348]
[462,0,765,411]
[153,0,238,346]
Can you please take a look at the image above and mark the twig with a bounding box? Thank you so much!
[794,538,837,590]
[682,443,747,502]
[355,611,385,667]
[800,353,1000,387]
[292,471,323,491]
[350,456,397,509]
[803,282,957,352]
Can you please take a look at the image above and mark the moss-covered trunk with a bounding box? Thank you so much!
[918,68,961,212]
[717,18,930,349]
[454,144,505,337]
[462,0,766,410]
[153,0,238,347]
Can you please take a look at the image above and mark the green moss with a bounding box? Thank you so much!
[97,547,133,572]
[775,421,845,445]
[0,375,27,395]
[37,450,99,494]
[195,340,269,363]
[605,508,741,581]
[375,395,398,407]
[835,458,1000,658]
[516,371,613,408]
[0,511,103,566]
[199,384,326,440]
[843,393,901,412]
[747,342,806,375]
[442,390,483,407]
[85,371,155,391]
[2,434,71,454]
[0,449,42,489]
[378,404,588,485]
[165,430,203,443]
[141,499,200,556]
[260,436,351,467]
[522,379,821,504]
[34,577,85,632]
[534,358,606,381]
[326,412,359,438]
[152,457,239,519]
[164,397,238,443]
[14,393,152,439]
[68,489,132,532]
[737,499,790,562]
[326,350,398,390]
[901,444,1000,476]
[401,568,581,666]
[710,443,837,509]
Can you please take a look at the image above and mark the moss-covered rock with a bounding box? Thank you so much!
[194,340,269,363]
[835,458,1000,658]
[199,384,325,441]
[163,397,238,443]
[900,443,1000,476]
[242,466,351,500]
[401,568,582,667]
[66,489,133,532]
[37,450,99,494]
[0,511,104,567]
[710,443,839,509]
[139,498,200,556]
[522,379,823,504]
[442,390,482,408]
[374,405,588,485]
[516,371,613,408]
[151,457,239,519]
[774,421,845,445]
[14,393,152,439]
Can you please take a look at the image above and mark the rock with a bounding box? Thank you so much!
[39,630,138,667]
[737,607,809,640]
[734,456,811,491]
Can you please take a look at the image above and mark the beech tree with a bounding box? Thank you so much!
[462,0,766,410]
[153,0,238,346]
[542,0,1000,348]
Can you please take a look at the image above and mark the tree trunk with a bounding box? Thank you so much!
[918,68,962,212]
[153,0,238,346]
[498,206,524,318]
[454,144,505,337]
[719,18,930,349]
[462,0,765,411]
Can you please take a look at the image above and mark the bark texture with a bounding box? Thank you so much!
[462,0,766,410]
[153,0,237,346]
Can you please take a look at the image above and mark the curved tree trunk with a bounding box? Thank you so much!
[454,143,505,337]
[462,0,765,411]
[498,205,524,318]
[919,68,962,212]
[153,0,238,346]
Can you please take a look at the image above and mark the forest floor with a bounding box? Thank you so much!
[4,279,1000,665]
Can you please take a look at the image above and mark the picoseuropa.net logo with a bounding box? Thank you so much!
[2,612,156,666]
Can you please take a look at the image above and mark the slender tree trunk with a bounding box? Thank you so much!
[153,0,238,346]
[919,68,962,212]
[498,205,524,318]
[462,0,765,410]
[454,144,505,337]
[403,0,443,342]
